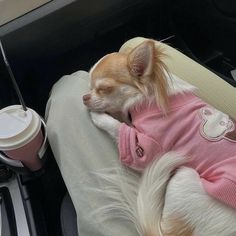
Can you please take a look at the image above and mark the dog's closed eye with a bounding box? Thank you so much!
[96,86,114,95]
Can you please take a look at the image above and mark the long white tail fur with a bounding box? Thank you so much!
[92,152,186,236]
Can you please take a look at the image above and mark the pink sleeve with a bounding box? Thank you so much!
[118,123,162,171]
[201,157,236,209]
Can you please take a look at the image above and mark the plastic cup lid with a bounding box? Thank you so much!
[0,105,41,150]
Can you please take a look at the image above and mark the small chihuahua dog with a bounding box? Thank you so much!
[83,40,236,236]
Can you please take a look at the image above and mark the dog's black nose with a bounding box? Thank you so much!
[83,94,91,102]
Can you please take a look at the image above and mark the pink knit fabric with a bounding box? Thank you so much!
[119,93,236,208]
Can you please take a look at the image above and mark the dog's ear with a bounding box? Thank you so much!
[127,41,155,77]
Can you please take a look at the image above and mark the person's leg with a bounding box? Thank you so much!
[46,71,137,235]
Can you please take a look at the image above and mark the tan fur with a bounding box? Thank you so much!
[141,215,193,236]
[151,44,170,111]
[91,53,134,87]
[162,216,193,236]
[90,40,170,112]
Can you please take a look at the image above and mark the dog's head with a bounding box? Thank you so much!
[83,40,169,114]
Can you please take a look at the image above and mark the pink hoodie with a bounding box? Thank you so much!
[119,93,236,209]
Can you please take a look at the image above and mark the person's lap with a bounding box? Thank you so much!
[46,71,138,235]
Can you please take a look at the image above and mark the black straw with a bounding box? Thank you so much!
[0,39,27,111]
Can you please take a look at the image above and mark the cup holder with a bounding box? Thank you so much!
[0,118,48,174]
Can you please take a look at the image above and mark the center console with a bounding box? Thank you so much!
[0,171,35,236]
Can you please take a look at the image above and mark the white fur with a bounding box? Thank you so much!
[91,152,187,236]
[90,112,120,142]
[88,74,236,235]
[88,79,236,236]
[164,166,236,236]
[91,152,236,236]
[85,44,236,236]
[136,153,187,236]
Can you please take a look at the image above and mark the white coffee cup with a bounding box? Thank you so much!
[0,105,45,171]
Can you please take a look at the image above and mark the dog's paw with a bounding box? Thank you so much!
[90,112,121,140]
[90,112,119,128]
[90,112,109,127]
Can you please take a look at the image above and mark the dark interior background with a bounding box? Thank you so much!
[1,0,236,114]
[169,0,236,85]
[0,0,235,235]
